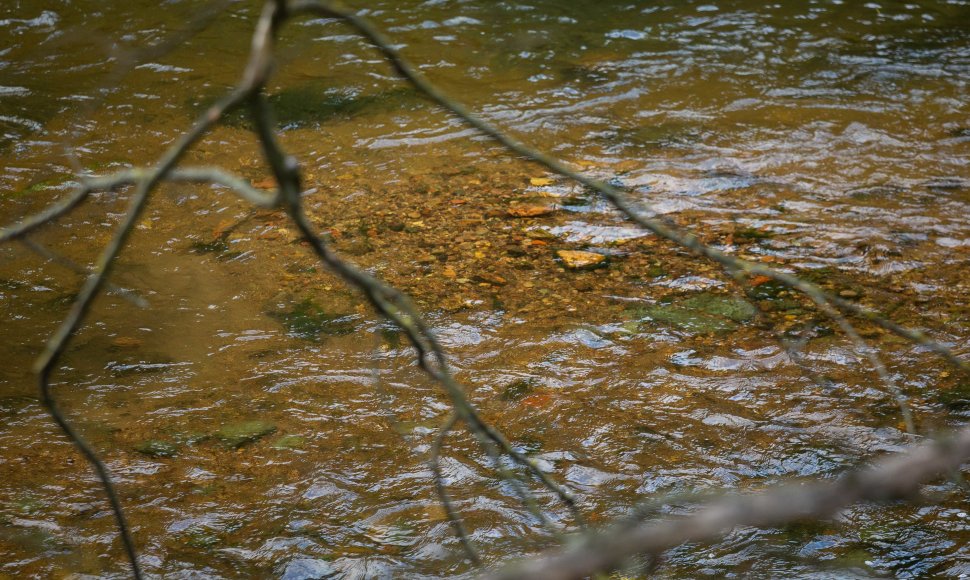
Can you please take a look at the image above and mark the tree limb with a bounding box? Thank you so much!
[486,428,970,580]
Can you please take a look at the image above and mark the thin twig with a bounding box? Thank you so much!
[431,412,482,565]
[815,298,915,433]
[732,270,914,432]
[1,166,278,244]
[19,237,149,308]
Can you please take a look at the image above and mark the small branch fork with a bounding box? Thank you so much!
[1,0,966,578]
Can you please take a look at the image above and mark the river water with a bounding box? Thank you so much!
[1,0,969,578]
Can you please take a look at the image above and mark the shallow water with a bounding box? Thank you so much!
[1,0,969,578]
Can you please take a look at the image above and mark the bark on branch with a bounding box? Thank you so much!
[486,428,970,580]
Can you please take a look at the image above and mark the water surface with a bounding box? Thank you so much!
[1,0,969,577]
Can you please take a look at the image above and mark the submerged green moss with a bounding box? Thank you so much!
[195,84,425,129]
[733,227,774,242]
[632,292,757,334]
[268,299,358,340]
[500,378,536,401]
[134,440,180,458]
[936,381,970,410]
[9,175,73,198]
[271,434,306,450]
[189,239,230,254]
[216,420,277,448]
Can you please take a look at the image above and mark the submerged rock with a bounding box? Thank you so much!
[281,558,336,580]
[500,378,536,401]
[635,292,757,334]
[216,420,277,448]
[196,84,424,130]
[134,440,179,458]
[682,293,757,322]
[508,203,556,217]
[936,381,970,410]
[269,299,358,340]
[556,250,607,270]
[472,272,508,286]
[0,395,36,417]
[107,360,178,377]
[111,336,143,349]
[271,435,306,450]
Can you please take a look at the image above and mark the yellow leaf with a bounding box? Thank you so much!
[529,177,552,186]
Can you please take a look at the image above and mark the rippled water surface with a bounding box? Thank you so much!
[1,0,969,578]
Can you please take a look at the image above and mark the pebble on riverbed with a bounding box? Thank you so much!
[507,203,556,217]
[556,250,607,270]
[111,336,143,349]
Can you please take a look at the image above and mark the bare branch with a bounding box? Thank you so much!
[2,177,102,243]
[251,87,585,529]
[34,182,153,580]
[25,3,286,578]
[431,412,482,565]
[6,2,963,578]
[485,428,970,580]
[290,0,968,379]
[1,167,277,244]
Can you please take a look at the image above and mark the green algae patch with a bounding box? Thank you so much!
[9,175,73,198]
[269,86,423,128]
[682,293,756,322]
[134,439,180,458]
[271,434,306,450]
[733,227,774,242]
[634,292,757,334]
[500,378,536,402]
[189,238,230,254]
[268,299,359,340]
[184,530,220,548]
[936,381,970,410]
[197,84,424,129]
[216,420,277,448]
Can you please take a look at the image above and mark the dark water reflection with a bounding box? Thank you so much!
[1,0,969,578]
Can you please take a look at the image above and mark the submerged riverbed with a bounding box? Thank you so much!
[1,0,969,577]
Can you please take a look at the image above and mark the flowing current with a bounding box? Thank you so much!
[1,1,968,577]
